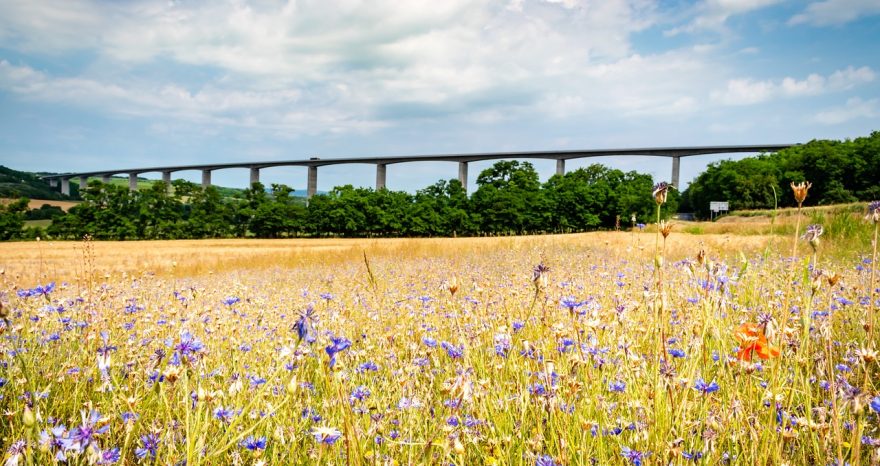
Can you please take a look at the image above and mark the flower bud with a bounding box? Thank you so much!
[23,405,35,427]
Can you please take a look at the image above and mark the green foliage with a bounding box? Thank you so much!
[683,132,880,218]
[27,160,673,240]
[0,166,76,200]
[0,197,29,240]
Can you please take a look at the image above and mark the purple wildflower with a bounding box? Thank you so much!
[694,378,720,395]
[239,435,267,451]
[325,336,351,368]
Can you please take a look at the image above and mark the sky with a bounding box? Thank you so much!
[1,0,878,193]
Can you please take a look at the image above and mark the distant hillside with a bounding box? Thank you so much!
[0,166,74,200]
[0,167,311,202]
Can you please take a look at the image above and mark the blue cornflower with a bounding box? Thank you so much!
[240,435,267,451]
[694,378,720,395]
[682,451,703,461]
[312,426,343,444]
[560,296,584,313]
[294,305,318,344]
[325,336,351,368]
[536,454,558,466]
[350,386,371,404]
[422,337,438,348]
[96,447,121,464]
[870,396,880,414]
[512,321,526,333]
[609,380,626,393]
[174,331,205,361]
[222,296,240,306]
[63,410,110,453]
[668,348,686,358]
[357,361,378,373]
[440,341,464,359]
[529,383,548,397]
[214,406,237,423]
[621,446,648,465]
[135,432,160,459]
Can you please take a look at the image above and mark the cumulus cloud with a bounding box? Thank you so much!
[665,0,783,35]
[711,66,875,105]
[814,97,878,125]
[1,0,725,136]
[789,0,880,26]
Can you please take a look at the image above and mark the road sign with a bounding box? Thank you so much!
[710,201,729,212]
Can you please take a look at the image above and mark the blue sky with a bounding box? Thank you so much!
[1,0,878,193]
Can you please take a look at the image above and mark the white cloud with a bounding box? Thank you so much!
[711,78,775,105]
[814,97,878,124]
[1,0,728,135]
[789,0,880,26]
[712,66,875,105]
[665,0,783,35]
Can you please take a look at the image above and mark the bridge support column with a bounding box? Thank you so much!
[307,166,318,198]
[79,176,88,190]
[161,171,172,193]
[376,163,386,190]
[458,162,468,193]
[556,159,565,176]
[201,170,212,188]
[671,156,681,190]
[101,175,111,184]
[129,173,138,191]
[60,178,70,196]
[249,167,260,186]
[49,178,58,188]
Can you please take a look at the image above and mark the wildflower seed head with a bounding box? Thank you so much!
[790,181,811,205]
[659,220,673,238]
[652,182,671,205]
[866,200,880,223]
[855,347,878,365]
[801,224,823,251]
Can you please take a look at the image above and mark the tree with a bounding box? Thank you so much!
[0,197,29,240]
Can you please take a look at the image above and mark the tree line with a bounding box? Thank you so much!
[1,161,675,240]
[681,131,880,218]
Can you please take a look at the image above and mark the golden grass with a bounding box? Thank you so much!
[0,232,775,286]
[0,198,81,211]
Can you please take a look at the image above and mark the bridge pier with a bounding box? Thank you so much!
[671,156,681,190]
[101,174,111,184]
[201,170,212,188]
[129,173,138,191]
[79,176,88,190]
[249,167,260,186]
[556,159,565,176]
[307,166,318,198]
[61,178,70,196]
[162,171,172,186]
[49,178,58,188]
[376,163,387,190]
[458,162,468,193]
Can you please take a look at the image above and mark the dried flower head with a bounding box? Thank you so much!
[447,277,459,297]
[653,182,671,205]
[790,181,811,205]
[659,220,673,239]
[866,200,880,224]
[801,224,823,251]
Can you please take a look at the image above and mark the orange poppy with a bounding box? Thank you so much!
[735,323,780,361]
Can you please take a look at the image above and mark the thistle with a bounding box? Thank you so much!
[790,181,811,206]
[652,182,671,205]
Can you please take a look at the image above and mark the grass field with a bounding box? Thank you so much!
[1,221,879,464]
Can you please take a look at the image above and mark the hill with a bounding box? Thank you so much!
[0,166,73,200]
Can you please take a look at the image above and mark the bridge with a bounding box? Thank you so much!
[41,144,795,197]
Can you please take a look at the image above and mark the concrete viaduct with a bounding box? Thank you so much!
[41,144,794,197]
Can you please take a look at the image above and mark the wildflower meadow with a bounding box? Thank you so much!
[1,186,879,465]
